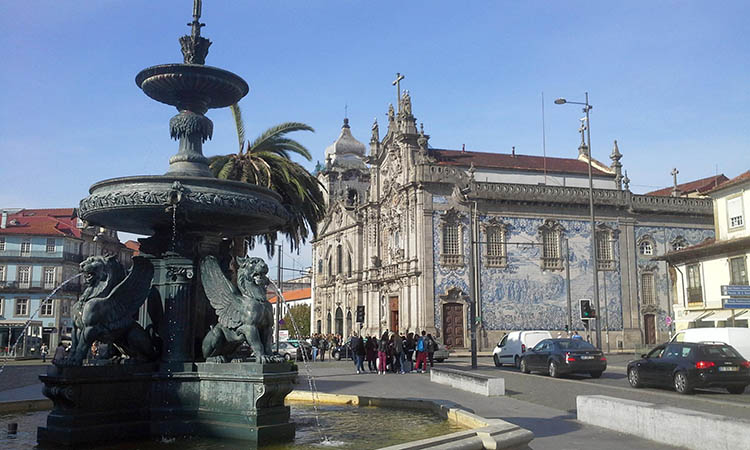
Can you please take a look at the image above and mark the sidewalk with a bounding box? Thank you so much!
[0,364,680,449]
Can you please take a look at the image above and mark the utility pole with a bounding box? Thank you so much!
[275,245,282,352]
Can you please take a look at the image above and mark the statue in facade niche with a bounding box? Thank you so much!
[200,255,282,363]
[62,255,156,366]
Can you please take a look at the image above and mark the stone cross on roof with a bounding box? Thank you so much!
[392,73,405,111]
[671,168,680,197]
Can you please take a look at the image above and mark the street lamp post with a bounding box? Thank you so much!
[555,93,602,349]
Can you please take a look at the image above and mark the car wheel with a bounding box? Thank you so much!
[520,357,530,374]
[334,351,341,361]
[514,355,520,369]
[548,360,560,378]
[628,367,643,388]
[436,358,444,363]
[674,371,693,394]
[284,353,291,361]
[493,354,501,367]
[727,385,746,395]
[589,371,602,379]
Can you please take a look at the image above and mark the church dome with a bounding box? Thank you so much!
[325,118,366,169]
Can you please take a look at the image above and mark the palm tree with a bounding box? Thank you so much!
[208,104,326,255]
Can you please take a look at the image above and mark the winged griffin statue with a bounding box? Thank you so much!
[62,255,156,366]
[200,255,282,363]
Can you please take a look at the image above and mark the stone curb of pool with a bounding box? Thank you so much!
[286,390,534,450]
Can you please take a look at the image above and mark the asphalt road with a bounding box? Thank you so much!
[440,354,750,420]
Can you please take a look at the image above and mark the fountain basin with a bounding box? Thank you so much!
[78,175,290,237]
[136,64,249,111]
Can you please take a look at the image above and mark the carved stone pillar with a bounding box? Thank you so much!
[152,254,195,364]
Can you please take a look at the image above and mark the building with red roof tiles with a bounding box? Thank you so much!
[645,174,729,198]
[0,207,134,355]
[657,170,750,330]
[313,92,717,349]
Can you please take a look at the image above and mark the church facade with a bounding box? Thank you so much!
[311,92,714,350]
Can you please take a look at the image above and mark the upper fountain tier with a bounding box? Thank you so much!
[79,3,288,241]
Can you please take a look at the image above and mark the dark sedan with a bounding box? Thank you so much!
[627,342,750,394]
[519,338,607,378]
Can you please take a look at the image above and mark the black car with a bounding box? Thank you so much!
[627,342,750,394]
[331,339,354,360]
[519,338,607,378]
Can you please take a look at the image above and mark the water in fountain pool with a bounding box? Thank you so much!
[1,403,466,449]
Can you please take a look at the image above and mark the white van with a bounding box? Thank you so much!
[493,331,552,368]
[670,327,750,360]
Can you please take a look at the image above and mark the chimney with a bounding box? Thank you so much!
[1,210,7,229]
[462,144,465,152]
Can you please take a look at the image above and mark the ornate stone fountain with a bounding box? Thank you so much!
[37,2,297,447]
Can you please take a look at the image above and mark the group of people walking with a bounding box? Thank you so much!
[348,330,437,375]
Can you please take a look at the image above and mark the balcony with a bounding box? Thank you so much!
[0,250,83,263]
[0,280,81,292]
[541,257,563,271]
[439,254,464,267]
[597,259,616,271]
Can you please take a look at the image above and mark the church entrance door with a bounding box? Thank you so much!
[443,303,464,348]
[644,314,656,345]
[335,307,343,336]
[389,296,399,333]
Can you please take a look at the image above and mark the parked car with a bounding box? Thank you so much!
[332,339,354,360]
[519,338,606,378]
[670,327,750,360]
[433,342,449,362]
[493,331,552,368]
[627,342,750,394]
[275,341,298,361]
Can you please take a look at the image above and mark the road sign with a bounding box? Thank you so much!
[721,285,750,297]
[724,298,750,309]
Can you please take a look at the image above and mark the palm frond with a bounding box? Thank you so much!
[247,122,314,155]
[230,103,246,154]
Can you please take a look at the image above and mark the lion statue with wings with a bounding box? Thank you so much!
[200,255,282,363]
[62,255,156,366]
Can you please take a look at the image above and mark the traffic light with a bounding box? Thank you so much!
[356,305,365,323]
[580,299,595,320]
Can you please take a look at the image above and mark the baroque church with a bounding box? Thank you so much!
[311,90,714,350]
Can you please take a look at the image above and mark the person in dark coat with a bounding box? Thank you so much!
[365,336,377,372]
[350,332,365,374]
[377,331,389,375]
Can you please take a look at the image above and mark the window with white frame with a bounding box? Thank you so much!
[20,239,31,256]
[639,240,654,256]
[43,267,56,289]
[0,237,5,251]
[46,238,56,253]
[40,299,54,317]
[0,265,5,282]
[687,264,703,304]
[17,266,31,288]
[671,236,688,252]
[0,297,4,316]
[596,229,615,270]
[440,209,463,267]
[641,273,655,305]
[539,220,564,270]
[484,224,507,267]
[730,256,748,285]
[15,298,29,316]
[728,196,745,229]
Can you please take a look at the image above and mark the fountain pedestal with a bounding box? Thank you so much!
[38,362,297,447]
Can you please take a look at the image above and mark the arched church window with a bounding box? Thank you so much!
[639,240,653,256]
[596,228,615,270]
[326,312,332,334]
[337,245,343,274]
[347,253,352,277]
[317,259,323,274]
[439,208,463,267]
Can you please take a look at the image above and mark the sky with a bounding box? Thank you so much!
[1,1,749,276]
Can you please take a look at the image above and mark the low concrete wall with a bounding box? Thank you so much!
[0,399,52,414]
[430,368,505,397]
[288,390,533,450]
[577,395,750,450]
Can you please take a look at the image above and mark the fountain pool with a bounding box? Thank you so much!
[2,402,466,449]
